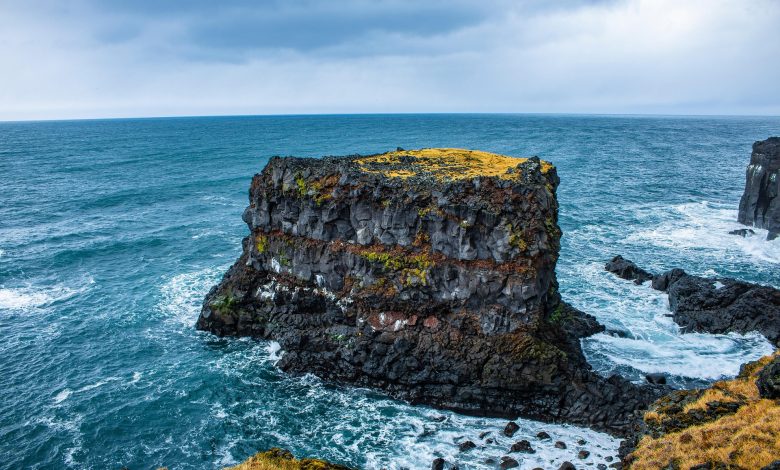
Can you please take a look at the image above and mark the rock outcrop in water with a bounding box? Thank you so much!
[605,256,780,346]
[738,137,780,240]
[198,148,661,435]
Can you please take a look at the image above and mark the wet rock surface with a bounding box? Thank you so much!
[198,149,661,434]
[605,256,780,346]
[738,137,780,240]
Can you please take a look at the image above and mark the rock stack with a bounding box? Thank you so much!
[738,137,780,240]
[198,148,659,434]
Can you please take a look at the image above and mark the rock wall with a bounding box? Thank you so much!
[198,149,660,435]
[738,137,780,240]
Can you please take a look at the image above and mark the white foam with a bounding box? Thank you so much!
[53,389,72,404]
[130,372,142,384]
[158,265,228,327]
[570,261,775,380]
[0,288,54,309]
[265,341,283,362]
[626,201,780,265]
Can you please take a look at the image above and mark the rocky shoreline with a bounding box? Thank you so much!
[605,255,780,346]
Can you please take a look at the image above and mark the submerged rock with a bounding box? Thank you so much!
[728,228,755,237]
[503,422,520,437]
[605,257,780,346]
[198,148,659,434]
[605,255,653,284]
[738,137,780,240]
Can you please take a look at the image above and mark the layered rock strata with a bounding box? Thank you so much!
[605,256,780,346]
[198,149,660,434]
[738,137,780,240]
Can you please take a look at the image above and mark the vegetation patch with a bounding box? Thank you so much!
[225,447,353,470]
[628,351,780,470]
[356,148,554,181]
[255,233,269,254]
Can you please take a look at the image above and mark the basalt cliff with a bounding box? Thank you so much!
[738,136,780,240]
[198,148,659,435]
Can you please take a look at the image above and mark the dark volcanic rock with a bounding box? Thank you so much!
[197,149,660,434]
[555,441,567,449]
[756,356,780,399]
[503,421,520,437]
[667,274,780,346]
[458,440,476,452]
[509,439,534,453]
[605,255,653,284]
[738,137,780,240]
[645,373,667,385]
[728,228,755,237]
[558,462,576,470]
[536,431,551,440]
[431,458,445,470]
[606,259,780,346]
[499,457,519,469]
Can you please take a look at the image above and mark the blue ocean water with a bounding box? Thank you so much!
[1,114,779,469]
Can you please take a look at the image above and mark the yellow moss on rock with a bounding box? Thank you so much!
[628,351,780,470]
[357,148,553,181]
[225,448,352,470]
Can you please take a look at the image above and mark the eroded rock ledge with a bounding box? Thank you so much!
[198,148,660,435]
[605,256,780,346]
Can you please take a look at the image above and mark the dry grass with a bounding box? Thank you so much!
[629,351,780,469]
[225,448,352,470]
[357,148,554,181]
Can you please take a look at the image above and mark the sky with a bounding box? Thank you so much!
[1,0,779,121]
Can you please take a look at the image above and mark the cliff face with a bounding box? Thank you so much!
[198,148,658,434]
[738,137,780,240]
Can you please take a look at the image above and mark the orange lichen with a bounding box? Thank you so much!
[356,148,553,181]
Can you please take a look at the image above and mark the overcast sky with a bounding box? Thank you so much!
[1,0,779,120]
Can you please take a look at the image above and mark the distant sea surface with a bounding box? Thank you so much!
[1,114,779,469]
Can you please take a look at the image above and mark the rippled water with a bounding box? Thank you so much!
[1,114,779,469]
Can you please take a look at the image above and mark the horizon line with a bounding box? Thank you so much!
[2,110,780,124]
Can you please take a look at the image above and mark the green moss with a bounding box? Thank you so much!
[255,234,268,254]
[507,224,528,252]
[210,294,238,316]
[295,173,307,197]
[360,250,433,286]
[549,304,565,324]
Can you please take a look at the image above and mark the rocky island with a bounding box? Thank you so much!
[198,148,660,435]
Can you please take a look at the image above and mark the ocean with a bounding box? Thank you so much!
[1,114,779,469]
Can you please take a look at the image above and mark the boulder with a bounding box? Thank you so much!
[738,137,780,240]
[605,255,653,284]
[756,356,780,399]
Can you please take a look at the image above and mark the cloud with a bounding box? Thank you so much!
[0,0,778,120]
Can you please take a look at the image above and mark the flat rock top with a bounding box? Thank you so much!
[355,148,553,181]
